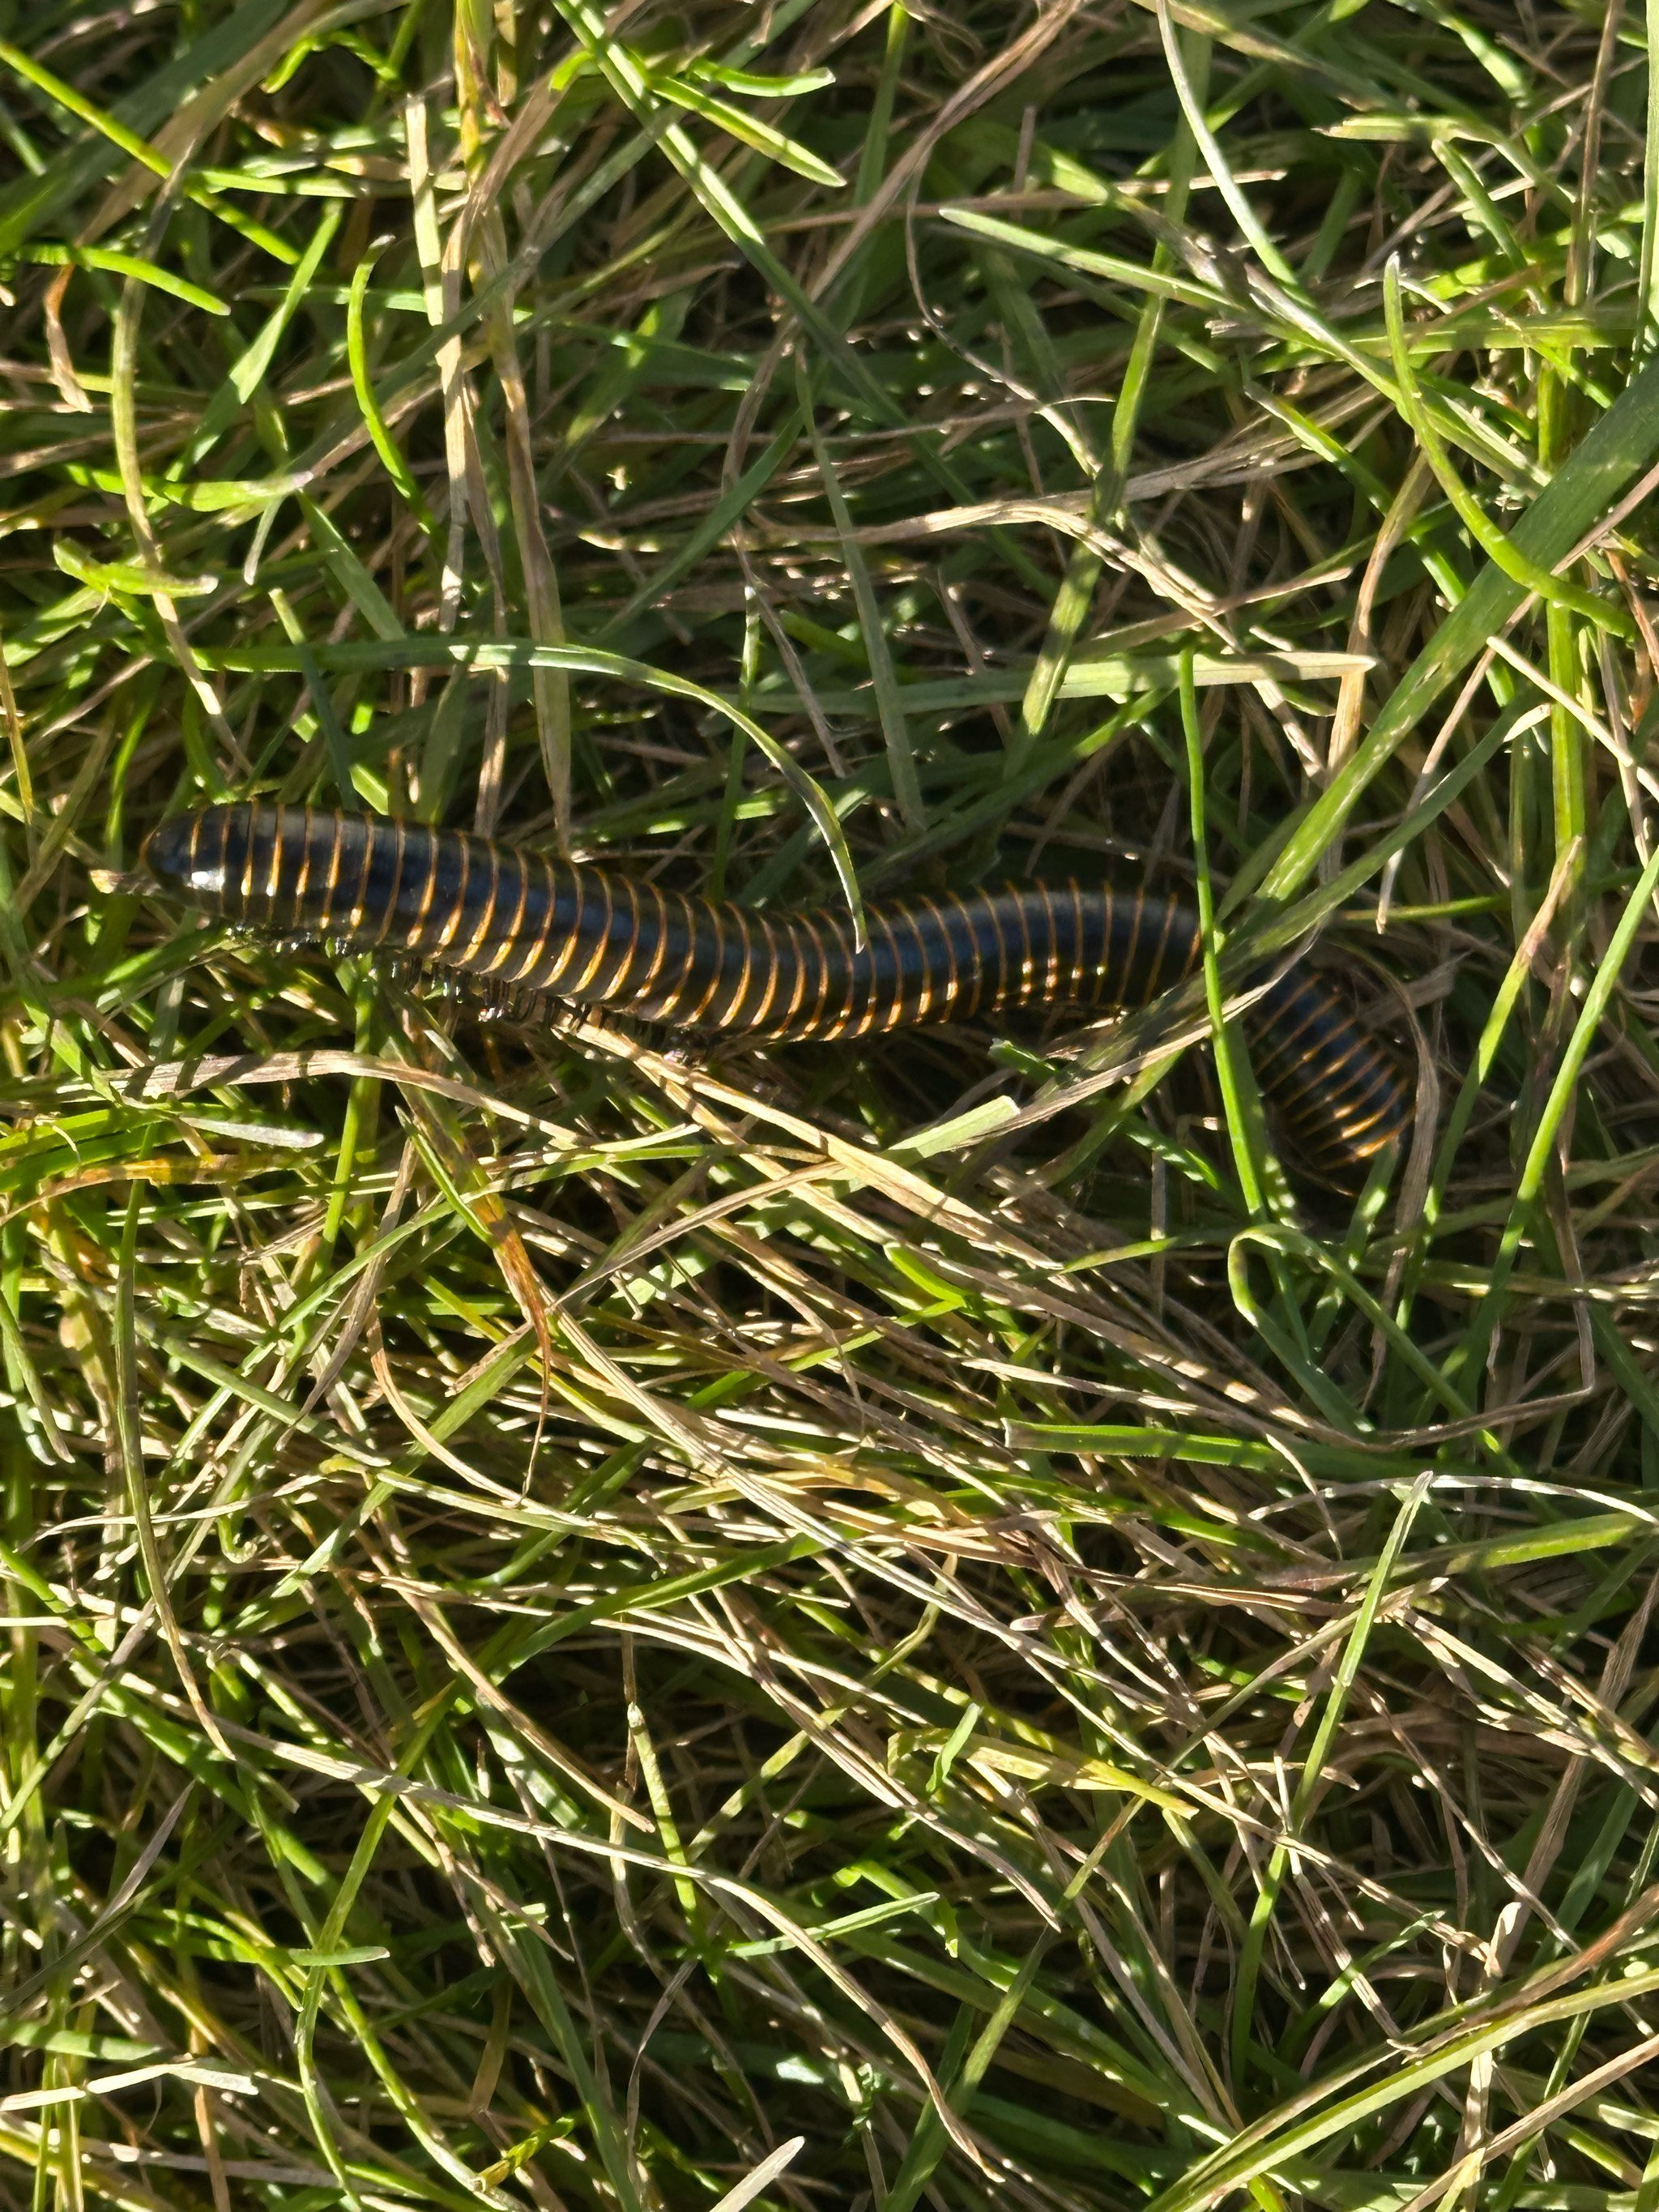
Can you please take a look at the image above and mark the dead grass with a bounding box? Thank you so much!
[0,3,1657,2210]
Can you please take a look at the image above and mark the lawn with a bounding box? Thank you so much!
[0,2,1653,2210]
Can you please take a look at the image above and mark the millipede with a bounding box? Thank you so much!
[140,804,1409,1189]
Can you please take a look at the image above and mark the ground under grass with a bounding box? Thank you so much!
[0,1,1655,2209]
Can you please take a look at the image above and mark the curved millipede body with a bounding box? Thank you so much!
[142,805,1409,1189]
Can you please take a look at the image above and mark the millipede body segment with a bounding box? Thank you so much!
[142,804,1408,1188]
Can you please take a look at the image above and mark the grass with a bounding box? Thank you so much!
[1,0,1659,2208]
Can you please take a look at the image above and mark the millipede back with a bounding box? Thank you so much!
[141,805,1409,1189]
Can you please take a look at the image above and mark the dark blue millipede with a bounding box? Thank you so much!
[140,804,1409,1189]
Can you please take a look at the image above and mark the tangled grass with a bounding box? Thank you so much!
[0,1,1658,2208]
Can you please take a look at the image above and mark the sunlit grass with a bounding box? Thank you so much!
[0,3,1655,2210]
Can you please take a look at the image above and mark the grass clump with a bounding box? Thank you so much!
[0,1,1658,2209]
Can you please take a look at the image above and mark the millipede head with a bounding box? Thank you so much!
[140,814,199,898]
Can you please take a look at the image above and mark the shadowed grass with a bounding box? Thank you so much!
[0,4,1656,2211]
